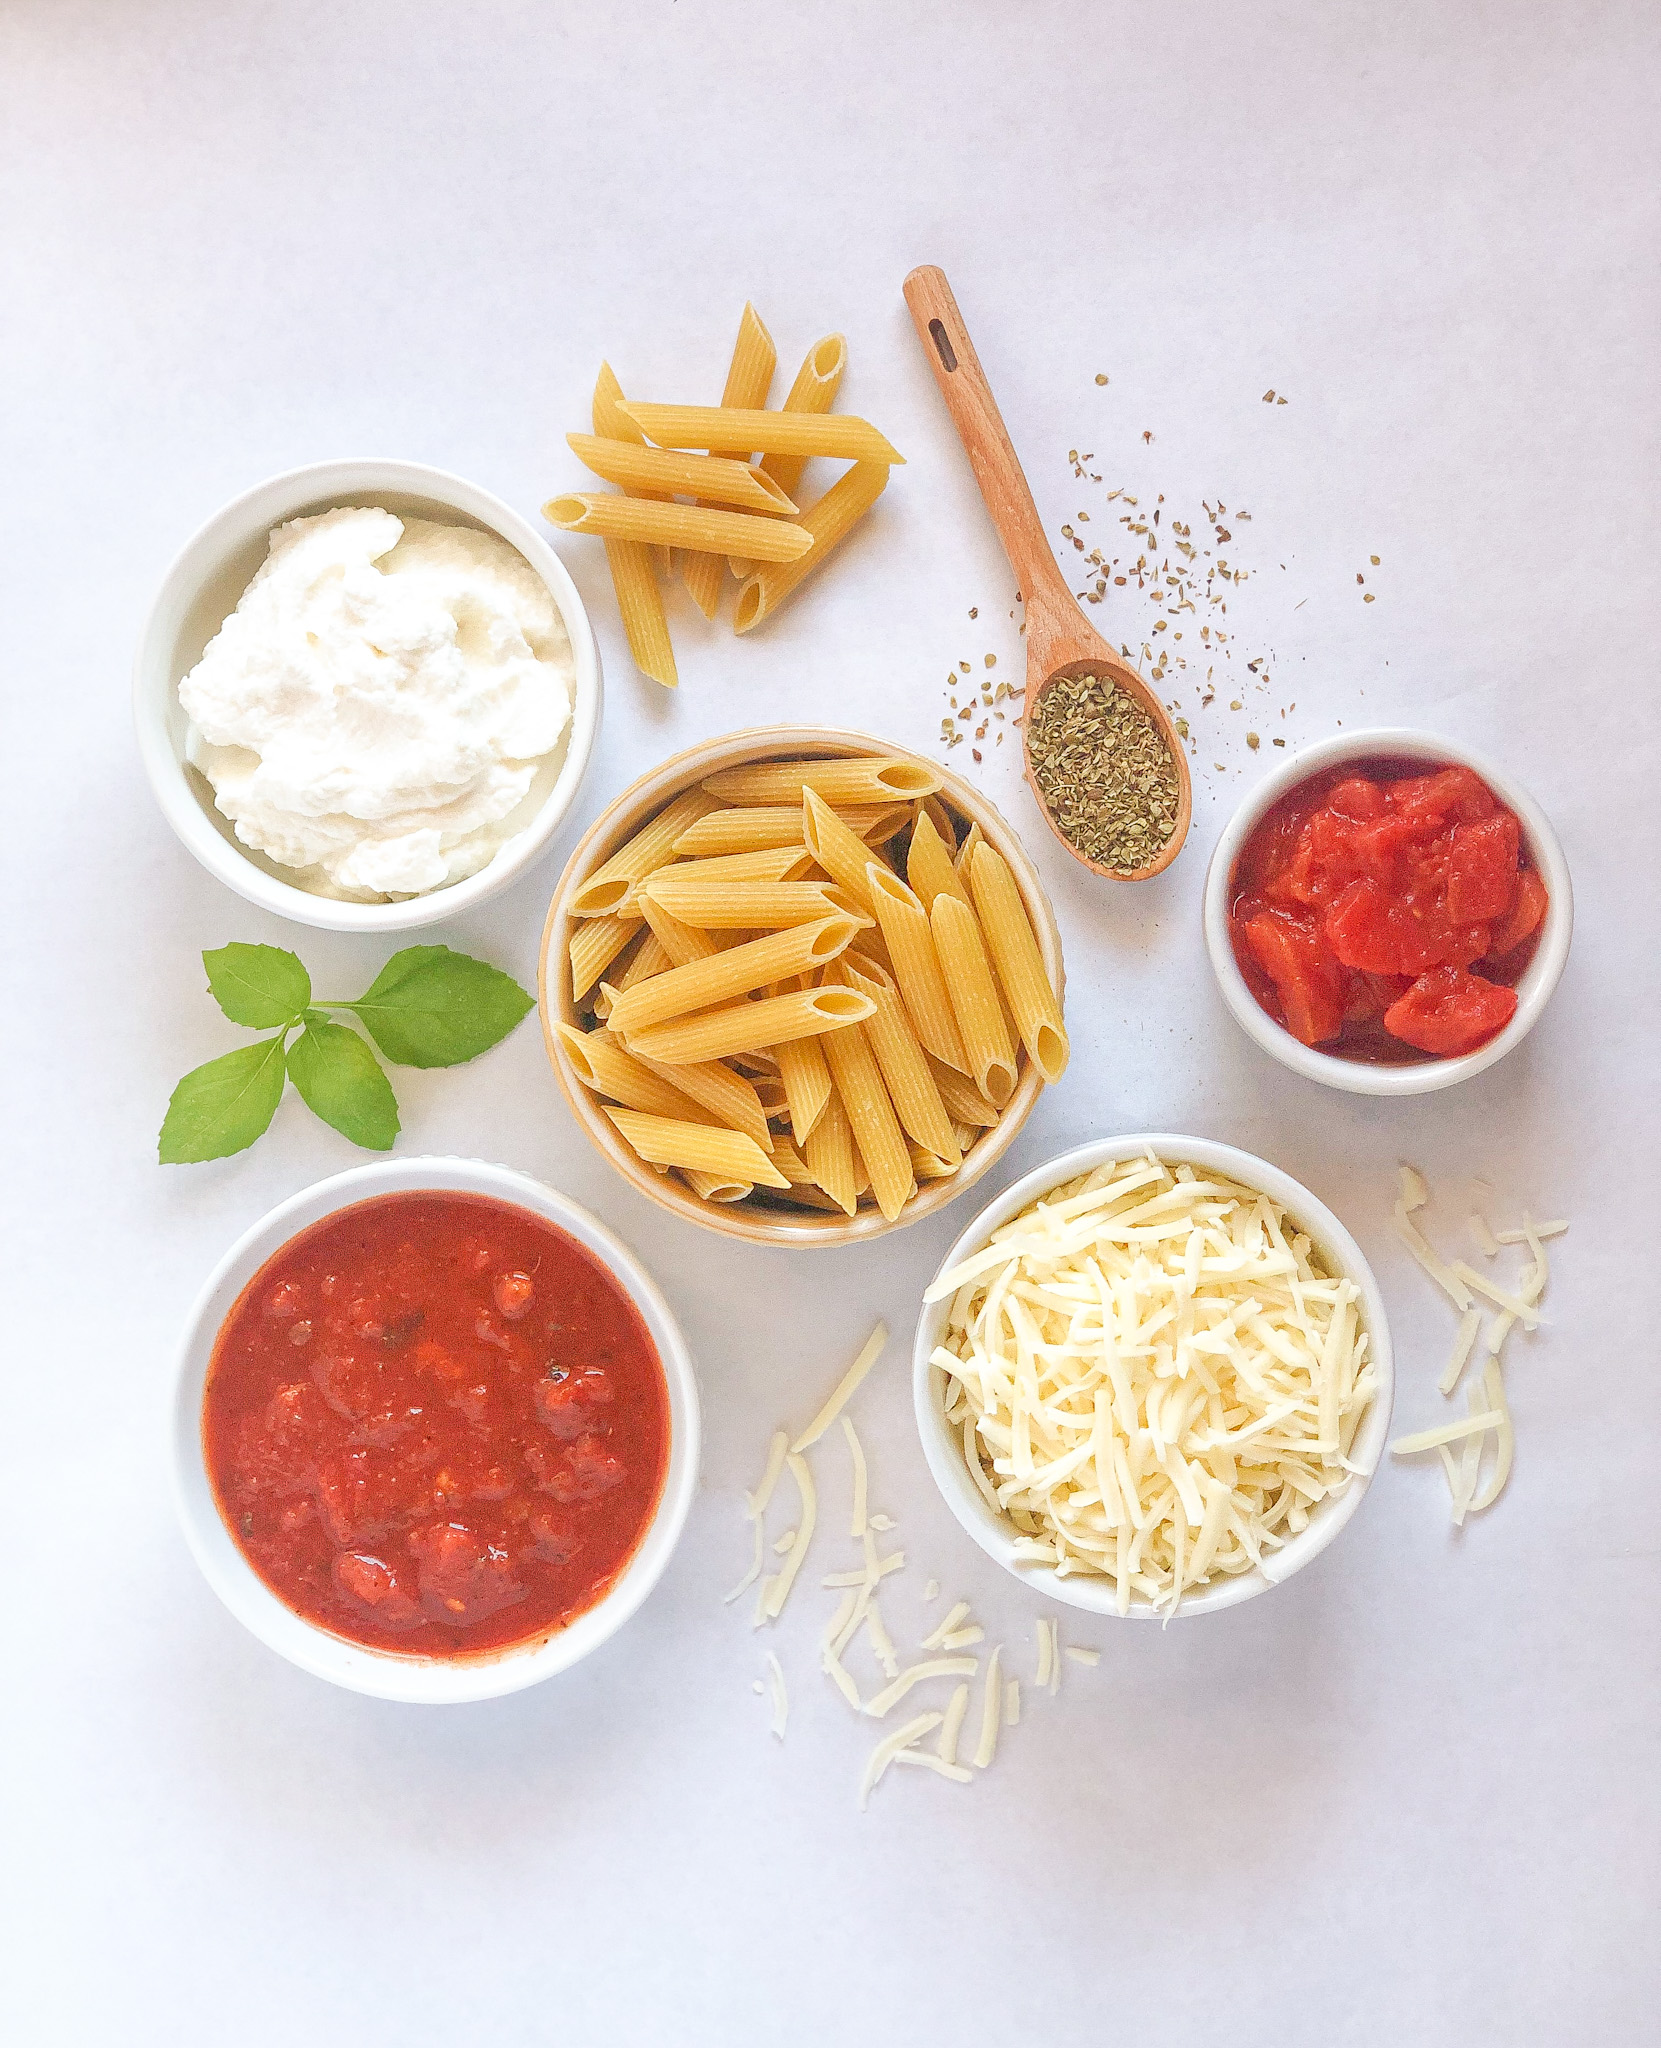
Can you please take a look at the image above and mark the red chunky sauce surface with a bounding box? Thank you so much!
[1229,758,1547,1063]
[203,1193,670,1658]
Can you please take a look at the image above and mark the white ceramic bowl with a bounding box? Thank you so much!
[1202,728,1572,1095]
[134,458,602,933]
[913,1134,1394,1619]
[171,1157,699,1702]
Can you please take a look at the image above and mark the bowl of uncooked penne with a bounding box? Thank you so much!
[537,726,1069,1246]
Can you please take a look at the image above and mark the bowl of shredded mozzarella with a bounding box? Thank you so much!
[914,1137,1394,1618]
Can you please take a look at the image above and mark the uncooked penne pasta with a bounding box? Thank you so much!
[968,840,1068,1083]
[684,1169,753,1204]
[620,986,874,1067]
[733,462,890,634]
[954,818,985,880]
[683,303,777,620]
[906,807,972,912]
[555,1024,712,1124]
[930,893,1017,1108]
[639,895,722,967]
[908,1141,960,1182]
[925,1054,1002,1129]
[637,874,866,931]
[619,403,903,465]
[566,435,796,513]
[613,931,673,992]
[818,1003,916,1223]
[802,788,890,917]
[604,1109,789,1189]
[702,756,939,808]
[775,991,833,1147]
[645,846,810,890]
[606,913,859,1038]
[570,790,719,916]
[630,1050,773,1153]
[760,333,847,499]
[766,1133,817,1185]
[544,492,811,563]
[843,957,960,1163]
[866,864,969,1072]
[801,1087,858,1216]
[590,365,676,686]
[851,802,914,842]
[673,807,808,857]
[570,913,642,1001]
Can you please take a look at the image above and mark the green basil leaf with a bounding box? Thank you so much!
[286,1021,400,1151]
[158,1035,288,1163]
[204,943,312,1028]
[346,945,534,1068]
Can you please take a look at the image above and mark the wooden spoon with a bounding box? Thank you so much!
[903,265,1191,881]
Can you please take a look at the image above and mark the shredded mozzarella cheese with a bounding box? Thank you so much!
[929,1153,1376,1615]
[765,1652,788,1739]
[793,1323,887,1451]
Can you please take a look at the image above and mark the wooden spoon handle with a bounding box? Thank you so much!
[903,265,1074,628]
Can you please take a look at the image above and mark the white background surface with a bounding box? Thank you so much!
[4,4,1657,2042]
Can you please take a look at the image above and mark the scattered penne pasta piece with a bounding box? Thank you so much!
[734,462,891,634]
[930,893,1017,1107]
[621,401,904,465]
[638,873,867,931]
[607,914,859,1037]
[968,841,1069,1083]
[622,986,874,1066]
[544,491,812,562]
[703,756,940,808]
[604,1109,789,1188]
[683,303,777,620]
[566,434,797,513]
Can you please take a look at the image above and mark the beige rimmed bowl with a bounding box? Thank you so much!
[538,726,1065,1248]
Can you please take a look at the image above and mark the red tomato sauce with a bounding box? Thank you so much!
[203,1193,670,1658]
[1228,758,1547,1063]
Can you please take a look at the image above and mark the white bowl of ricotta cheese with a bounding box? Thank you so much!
[134,459,602,931]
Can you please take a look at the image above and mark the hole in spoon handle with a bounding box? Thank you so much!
[928,319,958,372]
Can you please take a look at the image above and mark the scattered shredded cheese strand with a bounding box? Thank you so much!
[723,1516,765,1604]
[864,1656,980,1719]
[1034,1617,1053,1688]
[765,1652,788,1739]
[1468,1358,1514,1513]
[924,1578,940,1600]
[942,1625,984,1650]
[939,1682,971,1766]
[1470,1211,1500,1258]
[1451,1260,1541,1331]
[758,1453,816,1622]
[1495,1221,1568,1245]
[1046,1618,1061,1693]
[1003,1677,1020,1725]
[891,1749,974,1784]
[822,1553,903,1589]
[1439,1308,1483,1396]
[842,1414,868,1539]
[792,1323,887,1451]
[747,1429,789,1517]
[1066,1645,1101,1668]
[1390,1411,1505,1455]
[860,1712,942,1809]
[921,1600,970,1649]
[971,1646,1003,1769]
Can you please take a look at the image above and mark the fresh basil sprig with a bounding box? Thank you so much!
[159,942,533,1164]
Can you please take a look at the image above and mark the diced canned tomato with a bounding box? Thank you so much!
[1383,966,1519,1056]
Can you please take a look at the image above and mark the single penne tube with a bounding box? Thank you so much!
[639,846,810,891]
[684,1168,753,1204]
[802,1087,858,1215]
[605,1109,789,1189]
[555,1024,714,1123]
[931,894,1018,1108]
[775,984,833,1146]
[766,1133,817,1185]
[842,958,960,1163]
[639,895,722,966]
[613,931,673,992]
[925,1055,1002,1128]
[866,864,969,1071]
[620,987,874,1067]
[569,790,720,916]
[906,807,972,911]
[607,914,859,1037]
[684,302,777,620]
[908,1141,961,1182]
[570,913,642,1001]
[673,807,808,857]
[637,873,868,930]
[566,435,797,513]
[620,402,903,465]
[954,818,986,880]
[543,492,811,562]
[818,1006,916,1223]
[703,755,940,807]
[802,788,887,916]
[630,1049,772,1152]
[600,536,677,689]
[968,841,1068,1083]
[760,333,847,499]
[733,462,890,634]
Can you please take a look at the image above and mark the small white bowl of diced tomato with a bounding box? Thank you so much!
[1202,729,1572,1095]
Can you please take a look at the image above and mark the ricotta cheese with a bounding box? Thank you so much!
[180,507,575,899]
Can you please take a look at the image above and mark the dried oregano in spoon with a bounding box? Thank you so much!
[1025,672,1182,872]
